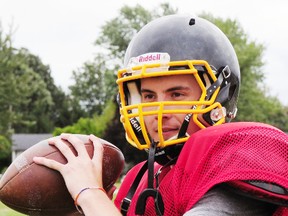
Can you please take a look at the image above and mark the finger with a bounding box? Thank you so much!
[60,133,88,157]
[53,138,76,161]
[89,134,104,169]
[107,185,117,200]
[33,156,63,171]
[48,137,57,145]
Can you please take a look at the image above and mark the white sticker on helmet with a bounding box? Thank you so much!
[127,52,170,73]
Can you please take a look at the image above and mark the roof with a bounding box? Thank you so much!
[12,134,53,151]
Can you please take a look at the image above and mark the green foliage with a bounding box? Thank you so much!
[69,54,117,117]
[0,31,53,136]
[19,50,80,129]
[95,5,153,60]
[0,25,80,135]
[0,135,11,172]
[0,29,50,135]
[53,100,116,137]
[0,135,10,160]
[95,3,177,61]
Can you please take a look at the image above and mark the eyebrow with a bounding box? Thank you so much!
[140,86,191,94]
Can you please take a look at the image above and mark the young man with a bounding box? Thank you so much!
[34,14,285,215]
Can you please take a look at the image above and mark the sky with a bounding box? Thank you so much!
[0,0,288,105]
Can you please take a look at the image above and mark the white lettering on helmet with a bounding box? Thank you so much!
[130,118,142,132]
[138,53,161,62]
[127,52,170,71]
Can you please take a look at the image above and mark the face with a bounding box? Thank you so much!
[140,74,202,142]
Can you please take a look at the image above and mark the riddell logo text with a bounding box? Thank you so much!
[138,54,161,62]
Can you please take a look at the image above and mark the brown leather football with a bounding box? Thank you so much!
[0,134,125,215]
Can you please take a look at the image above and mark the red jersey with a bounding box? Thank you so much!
[115,122,288,215]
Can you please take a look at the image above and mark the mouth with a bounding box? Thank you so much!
[156,127,179,140]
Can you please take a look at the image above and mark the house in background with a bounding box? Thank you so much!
[11,134,52,161]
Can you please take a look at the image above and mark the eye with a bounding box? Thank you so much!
[142,93,156,102]
[171,91,185,100]
[171,92,183,98]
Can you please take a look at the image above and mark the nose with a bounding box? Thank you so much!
[154,113,173,124]
[154,105,173,120]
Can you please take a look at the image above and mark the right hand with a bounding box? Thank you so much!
[33,133,104,199]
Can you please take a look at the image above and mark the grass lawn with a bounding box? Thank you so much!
[0,202,26,216]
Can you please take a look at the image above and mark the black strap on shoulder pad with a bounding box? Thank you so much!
[225,180,288,207]
[121,160,148,215]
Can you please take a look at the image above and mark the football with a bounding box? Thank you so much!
[0,135,125,215]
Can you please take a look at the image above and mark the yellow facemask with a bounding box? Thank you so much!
[117,56,227,150]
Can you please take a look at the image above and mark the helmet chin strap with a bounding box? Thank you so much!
[135,140,165,215]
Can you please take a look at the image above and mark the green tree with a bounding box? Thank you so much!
[18,49,84,130]
[0,30,53,137]
[0,135,11,171]
[95,3,178,61]
[69,53,116,117]
[12,49,54,133]
[0,25,81,137]
[0,46,54,134]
